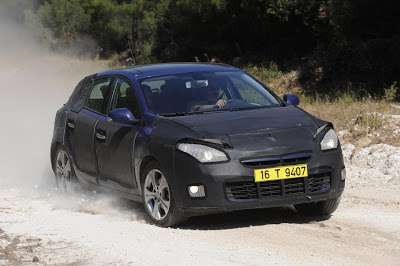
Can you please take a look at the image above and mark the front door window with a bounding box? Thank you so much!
[110,78,141,119]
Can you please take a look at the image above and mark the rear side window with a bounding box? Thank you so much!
[85,78,112,113]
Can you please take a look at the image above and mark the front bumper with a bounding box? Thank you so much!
[172,145,345,213]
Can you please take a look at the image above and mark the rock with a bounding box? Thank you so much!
[12,237,20,245]
[355,137,372,148]
[32,256,40,262]
[369,147,378,154]
[350,147,362,163]
[390,104,400,110]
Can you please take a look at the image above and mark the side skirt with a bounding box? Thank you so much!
[72,164,142,202]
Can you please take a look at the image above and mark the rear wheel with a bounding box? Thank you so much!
[54,146,77,193]
[294,196,341,216]
[142,161,186,227]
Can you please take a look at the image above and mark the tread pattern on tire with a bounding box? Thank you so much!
[295,196,341,216]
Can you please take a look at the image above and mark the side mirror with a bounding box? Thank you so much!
[108,108,139,124]
[283,94,300,106]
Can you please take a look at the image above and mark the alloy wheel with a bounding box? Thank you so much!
[144,169,170,220]
[55,149,72,193]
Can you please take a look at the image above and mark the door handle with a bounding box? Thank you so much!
[67,121,75,129]
[96,133,106,140]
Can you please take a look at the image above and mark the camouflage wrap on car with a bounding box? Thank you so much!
[71,74,96,112]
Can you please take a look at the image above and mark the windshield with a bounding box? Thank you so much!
[139,70,280,115]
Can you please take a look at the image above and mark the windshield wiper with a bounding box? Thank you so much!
[201,108,241,114]
[162,108,243,116]
[160,112,193,117]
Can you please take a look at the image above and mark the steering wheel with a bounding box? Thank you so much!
[225,99,242,107]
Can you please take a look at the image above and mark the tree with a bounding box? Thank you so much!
[32,0,90,39]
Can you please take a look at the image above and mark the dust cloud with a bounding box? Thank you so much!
[0,1,141,222]
[0,4,102,189]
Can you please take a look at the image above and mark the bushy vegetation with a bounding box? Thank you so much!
[17,0,400,98]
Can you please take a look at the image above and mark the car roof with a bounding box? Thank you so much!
[96,63,239,79]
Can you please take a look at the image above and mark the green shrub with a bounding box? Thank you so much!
[384,81,398,102]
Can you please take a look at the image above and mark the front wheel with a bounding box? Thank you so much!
[142,162,186,227]
[294,196,341,216]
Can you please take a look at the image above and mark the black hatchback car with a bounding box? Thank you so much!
[51,63,345,226]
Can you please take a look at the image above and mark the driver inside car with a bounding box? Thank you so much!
[188,80,227,112]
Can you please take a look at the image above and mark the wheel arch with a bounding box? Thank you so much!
[50,141,62,172]
[138,155,158,194]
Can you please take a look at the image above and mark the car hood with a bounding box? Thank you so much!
[165,106,322,157]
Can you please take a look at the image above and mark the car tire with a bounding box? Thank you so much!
[142,161,186,227]
[294,196,341,216]
[54,146,77,193]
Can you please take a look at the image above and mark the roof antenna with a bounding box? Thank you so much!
[127,39,136,66]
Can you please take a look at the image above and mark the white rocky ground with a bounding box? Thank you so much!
[343,143,400,188]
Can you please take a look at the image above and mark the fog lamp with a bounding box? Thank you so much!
[341,168,346,180]
[188,185,205,198]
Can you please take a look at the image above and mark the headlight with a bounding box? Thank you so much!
[320,129,338,150]
[177,143,228,163]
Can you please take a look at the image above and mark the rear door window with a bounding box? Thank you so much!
[85,78,112,114]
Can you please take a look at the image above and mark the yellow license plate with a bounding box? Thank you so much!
[254,164,308,182]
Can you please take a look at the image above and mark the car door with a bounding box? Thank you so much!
[95,77,142,192]
[66,77,112,184]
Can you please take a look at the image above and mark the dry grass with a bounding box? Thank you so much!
[301,98,394,130]
[300,98,400,146]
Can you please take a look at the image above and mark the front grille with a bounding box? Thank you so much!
[282,153,312,164]
[241,153,312,168]
[308,173,331,193]
[284,178,305,195]
[226,172,331,201]
[259,180,281,198]
[226,181,257,200]
[241,157,280,167]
